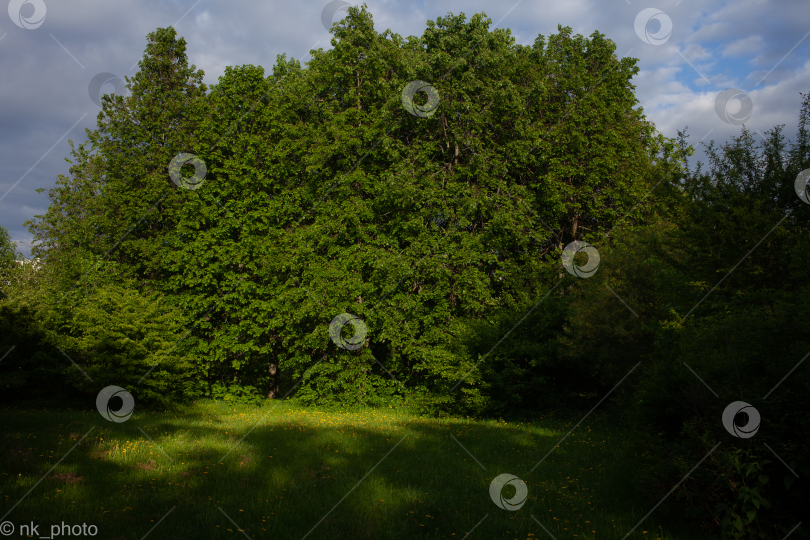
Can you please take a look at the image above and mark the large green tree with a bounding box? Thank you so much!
[27,27,208,284]
[28,7,683,409]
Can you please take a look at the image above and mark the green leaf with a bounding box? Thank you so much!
[746,510,757,522]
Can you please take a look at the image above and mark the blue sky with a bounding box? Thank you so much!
[1,0,809,257]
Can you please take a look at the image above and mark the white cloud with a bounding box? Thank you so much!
[721,35,765,57]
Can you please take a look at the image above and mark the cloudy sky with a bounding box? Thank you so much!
[1,0,808,257]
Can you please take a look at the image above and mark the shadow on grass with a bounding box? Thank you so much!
[0,402,717,540]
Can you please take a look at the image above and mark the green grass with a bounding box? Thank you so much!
[0,401,716,539]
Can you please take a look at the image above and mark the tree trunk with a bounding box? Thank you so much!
[267,360,280,399]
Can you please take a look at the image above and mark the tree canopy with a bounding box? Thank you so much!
[25,7,682,410]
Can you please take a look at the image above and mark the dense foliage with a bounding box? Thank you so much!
[18,9,678,409]
[0,226,16,268]
[558,110,810,537]
[1,6,807,537]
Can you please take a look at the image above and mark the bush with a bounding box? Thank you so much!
[0,252,199,407]
[55,281,200,407]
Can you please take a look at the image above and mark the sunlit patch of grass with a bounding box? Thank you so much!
[0,402,713,539]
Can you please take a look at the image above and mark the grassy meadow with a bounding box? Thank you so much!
[0,401,712,539]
